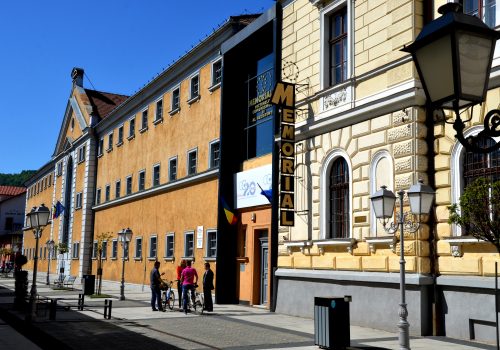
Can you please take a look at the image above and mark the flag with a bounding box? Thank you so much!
[221,197,237,225]
[257,183,272,204]
[53,201,65,219]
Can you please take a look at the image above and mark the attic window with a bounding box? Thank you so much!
[71,118,75,131]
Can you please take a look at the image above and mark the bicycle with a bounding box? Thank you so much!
[160,280,175,311]
[183,284,204,315]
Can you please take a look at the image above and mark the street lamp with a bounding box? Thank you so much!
[402,2,500,153]
[46,239,55,285]
[370,180,435,350]
[25,204,51,321]
[117,228,132,301]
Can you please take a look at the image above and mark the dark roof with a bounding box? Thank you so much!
[0,186,26,196]
[84,89,129,119]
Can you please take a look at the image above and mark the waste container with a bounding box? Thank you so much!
[82,274,95,295]
[314,296,351,349]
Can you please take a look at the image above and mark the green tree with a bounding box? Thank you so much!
[448,177,500,254]
[95,232,112,295]
[0,170,36,186]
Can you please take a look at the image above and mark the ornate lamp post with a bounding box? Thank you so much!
[402,2,500,153]
[370,180,435,350]
[46,239,55,285]
[118,228,132,301]
[25,204,50,321]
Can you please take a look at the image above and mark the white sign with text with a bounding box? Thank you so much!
[235,164,272,209]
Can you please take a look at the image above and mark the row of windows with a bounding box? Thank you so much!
[27,173,52,199]
[75,231,217,260]
[95,141,220,205]
[97,60,222,157]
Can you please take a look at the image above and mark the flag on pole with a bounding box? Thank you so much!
[257,183,272,204]
[53,201,65,219]
[221,197,237,225]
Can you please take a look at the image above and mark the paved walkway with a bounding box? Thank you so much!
[0,272,497,350]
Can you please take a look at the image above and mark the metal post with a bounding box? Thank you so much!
[120,241,126,301]
[46,248,51,285]
[496,262,499,350]
[397,190,410,350]
[27,229,40,321]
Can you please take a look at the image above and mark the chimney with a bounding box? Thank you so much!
[71,67,84,87]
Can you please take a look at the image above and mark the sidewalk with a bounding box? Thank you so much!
[0,272,496,350]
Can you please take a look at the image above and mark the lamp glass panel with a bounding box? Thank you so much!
[37,207,50,227]
[25,214,31,229]
[414,34,454,104]
[408,192,422,215]
[31,212,40,229]
[458,32,493,99]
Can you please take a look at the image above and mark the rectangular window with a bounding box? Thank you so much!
[72,242,79,259]
[190,75,199,100]
[187,149,197,176]
[105,184,110,202]
[172,88,180,111]
[184,232,194,257]
[153,164,161,186]
[75,192,82,209]
[209,140,220,168]
[126,176,132,195]
[464,0,496,28]
[118,125,124,144]
[92,241,98,259]
[328,7,347,86]
[155,99,163,121]
[112,240,118,259]
[115,180,121,199]
[165,234,174,258]
[135,237,143,259]
[56,161,63,176]
[101,241,107,259]
[169,157,177,181]
[139,170,146,191]
[212,60,222,86]
[98,138,104,156]
[149,236,157,258]
[48,174,52,187]
[78,146,86,163]
[141,109,148,130]
[108,132,114,151]
[206,230,217,258]
[129,117,136,138]
[96,188,101,205]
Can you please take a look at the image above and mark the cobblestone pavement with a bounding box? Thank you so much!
[0,273,497,350]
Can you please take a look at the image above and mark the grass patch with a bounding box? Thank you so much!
[89,294,113,298]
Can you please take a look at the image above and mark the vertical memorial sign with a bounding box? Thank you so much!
[271,82,295,226]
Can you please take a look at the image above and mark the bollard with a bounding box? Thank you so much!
[49,299,57,320]
[104,299,112,319]
[78,294,85,311]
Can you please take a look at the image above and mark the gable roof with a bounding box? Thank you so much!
[0,186,26,196]
[84,89,129,119]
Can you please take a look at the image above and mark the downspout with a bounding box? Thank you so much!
[87,124,99,276]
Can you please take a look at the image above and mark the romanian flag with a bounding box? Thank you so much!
[53,201,65,219]
[221,197,237,225]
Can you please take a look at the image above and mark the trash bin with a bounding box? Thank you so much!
[314,296,351,349]
[82,274,95,295]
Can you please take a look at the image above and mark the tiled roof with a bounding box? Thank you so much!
[0,186,26,196]
[84,89,129,119]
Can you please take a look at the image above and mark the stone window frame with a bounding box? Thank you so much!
[209,139,220,168]
[111,239,118,260]
[369,150,394,237]
[149,235,158,260]
[165,233,175,260]
[320,148,353,239]
[210,58,222,91]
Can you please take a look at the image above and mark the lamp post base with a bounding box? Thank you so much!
[398,303,410,350]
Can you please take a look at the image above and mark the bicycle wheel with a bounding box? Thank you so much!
[168,291,175,310]
[161,292,167,310]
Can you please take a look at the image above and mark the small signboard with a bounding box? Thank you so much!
[196,226,203,249]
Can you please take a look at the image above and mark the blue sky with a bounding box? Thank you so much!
[0,0,275,174]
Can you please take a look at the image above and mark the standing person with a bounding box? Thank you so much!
[202,262,214,312]
[176,260,186,308]
[150,261,164,311]
[180,260,198,314]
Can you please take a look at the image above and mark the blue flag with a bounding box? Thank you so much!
[53,201,65,219]
[257,183,272,204]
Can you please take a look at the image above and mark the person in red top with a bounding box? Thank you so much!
[176,260,186,308]
[180,260,198,314]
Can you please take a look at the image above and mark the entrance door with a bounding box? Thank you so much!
[259,237,269,305]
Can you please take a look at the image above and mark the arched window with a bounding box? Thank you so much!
[329,157,349,238]
[370,151,394,236]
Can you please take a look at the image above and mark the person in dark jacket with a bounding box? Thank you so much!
[150,261,164,311]
[202,262,214,312]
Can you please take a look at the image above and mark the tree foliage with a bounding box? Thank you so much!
[448,177,500,254]
[0,170,36,186]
